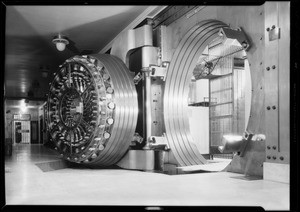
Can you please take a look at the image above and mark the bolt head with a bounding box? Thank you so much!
[106,118,114,125]
[108,102,115,109]
[103,132,110,139]
[242,41,248,49]
[99,144,105,150]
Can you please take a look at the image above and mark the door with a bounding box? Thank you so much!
[31,121,39,144]
[15,122,22,144]
[40,116,44,144]
[13,121,31,144]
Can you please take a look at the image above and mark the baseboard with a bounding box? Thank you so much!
[263,162,289,184]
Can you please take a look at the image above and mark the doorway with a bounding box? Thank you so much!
[13,121,31,144]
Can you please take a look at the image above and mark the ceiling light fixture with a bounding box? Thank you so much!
[52,34,69,51]
[20,99,27,112]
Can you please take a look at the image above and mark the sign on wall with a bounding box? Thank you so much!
[13,114,31,121]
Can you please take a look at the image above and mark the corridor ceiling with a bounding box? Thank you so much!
[4,5,151,100]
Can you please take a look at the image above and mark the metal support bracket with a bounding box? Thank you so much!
[149,65,168,81]
[219,27,252,51]
[149,135,170,150]
[133,72,144,85]
[218,132,266,157]
[267,25,280,41]
[110,24,153,67]
[238,132,254,157]
[239,133,266,157]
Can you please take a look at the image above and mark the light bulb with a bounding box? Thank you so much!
[20,99,27,112]
[56,42,66,51]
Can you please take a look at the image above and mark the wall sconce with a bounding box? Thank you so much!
[52,34,69,51]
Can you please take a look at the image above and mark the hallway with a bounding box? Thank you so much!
[5,144,289,210]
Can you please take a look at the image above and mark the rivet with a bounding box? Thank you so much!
[103,73,110,80]
[260,37,263,40]
[280,156,284,160]
[106,87,114,94]
[272,106,276,110]
[266,67,270,71]
[266,27,270,31]
[272,25,276,29]
[267,106,271,110]
[106,118,114,125]
[267,146,271,150]
[242,41,248,48]
[260,62,263,65]
[272,65,276,69]
[99,144,105,150]
[104,132,111,139]
[272,146,277,150]
[267,156,271,159]
[272,156,276,160]
[108,102,115,109]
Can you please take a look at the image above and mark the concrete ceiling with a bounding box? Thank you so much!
[4,5,149,99]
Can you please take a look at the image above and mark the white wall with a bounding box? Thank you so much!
[188,106,210,154]
[195,79,209,103]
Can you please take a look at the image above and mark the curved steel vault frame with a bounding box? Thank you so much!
[163,20,229,166]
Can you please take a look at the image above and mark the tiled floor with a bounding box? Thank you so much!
[5,144,289,210]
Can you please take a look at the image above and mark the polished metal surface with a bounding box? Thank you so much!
[47,54,138,166]
[163,20,228,166]
[143,71,152,149]
[110,25,153,66]
[264,2,290,165]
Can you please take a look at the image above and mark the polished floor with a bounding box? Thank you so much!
[5,144,289,210]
